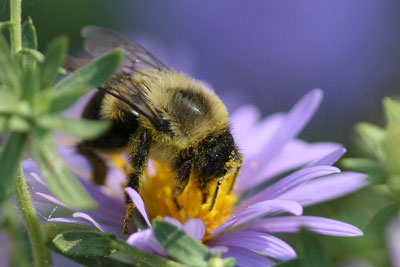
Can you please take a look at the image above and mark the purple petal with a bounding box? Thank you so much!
[307,146,346,167]
[49,217,91,225]
[213,200,302,236]
[222,246,275,267]
[183,218,205,241]
[238,89,323,191]
[230,105,261,147]
[29,172,47,186]
[253,141,343,186]
[48,217,122,236]
[208,246,228,254]
[163,217,182,228]
[79,178,125,216]
[72,212,105,232]
[278,172,368,206]
[237,166,340,211]
[127,229,159,254]
[35,192,71,209]
[84,211,123,226]
[126,187,151,227]
[238,113,284,160]
[387,217,400,267]
[246,216,363,236]
[211,231,296,261]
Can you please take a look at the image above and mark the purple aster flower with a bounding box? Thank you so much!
[27,89,367,266]
[387,216,400,267]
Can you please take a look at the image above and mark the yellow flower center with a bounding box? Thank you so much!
[112,156,238,239]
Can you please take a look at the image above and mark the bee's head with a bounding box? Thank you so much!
[194,130,240,179]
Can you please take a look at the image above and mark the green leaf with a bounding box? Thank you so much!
[8,115,30,132]
[18,48,44,62]
[0,133,28,203]
[53,230,116,257]
[0,21,14,32]
[221,257,236,267]
[37,115,110,139]
[341,158,385,184]
[383,97,400,126]
[21,59,41,101]
[22,18,38,50]
[44,225,183,267]
[355,122,385,159]
[40,37,68,89]
[367,202,399,234]
[300,229,330,267]
[30,132,96,210]
[0,116,7,132]
[111,239,184,267]
[0,90,19,113]
[49,48,123,113]
[274,259,303,267]
[208,255,236,267]
[153,220,211,267]
[0,35,21,93]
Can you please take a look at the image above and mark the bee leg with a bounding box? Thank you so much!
[172,160,192,211]
[209,179,223,211]
[77,145,107,185]
[122,130,150,235]
[228,155,243,193]
[198,182,211,205]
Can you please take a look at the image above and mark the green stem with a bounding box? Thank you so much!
[3,201,31,267]
[14,167,51,267]
[10,0,22,54]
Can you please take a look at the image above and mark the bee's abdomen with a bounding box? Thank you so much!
[82,90,106,120]
[80,90,140,150]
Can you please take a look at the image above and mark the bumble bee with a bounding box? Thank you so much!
[71,27,242,234]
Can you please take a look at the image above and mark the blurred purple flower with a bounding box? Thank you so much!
[26,89,367,266]
[387,216,400,267]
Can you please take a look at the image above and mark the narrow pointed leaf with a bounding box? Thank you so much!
[31,132,96,210]
[154,220,211,267]
[0,21,14,31]
[367,203,399,235]
[8,115,30,132]
[40,37,68,89]
[46,226,183,267]
[355,122,385,159]
[18,48,44,62]
[22,18,38,50]
[112,239,185,267]
[0,90,19,113]
[300,229,330,267]
[49,49,123,113]
[53,230,116,256]
[0,35,21,93]
[22,61,40,101]
[0,133,27,202]
[37,115,110,139]
[274,259,303,267]
[383,97,400,126]
[341,158,385,184]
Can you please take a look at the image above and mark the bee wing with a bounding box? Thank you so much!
[77,26,171,133]
[100,80,171,133]
[81,26,167,73]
